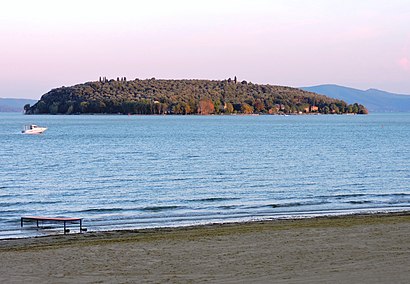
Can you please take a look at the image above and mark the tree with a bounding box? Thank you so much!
[254,100,265,113]
[198,99,215,114]
[23,104,30,113]
[213,99,221,114]
[36,101,47,114]
[88,101,102,113]
[161,103,169,114]
[171,103,182,114]
[224,102,234,114]
[351,103,359,114]
[241,103,254,114]
[49,102,60,114]
[358,104,368,114]
[184,103,191,114]
[330,104,339,114]
[66,104,74,114]
[80,102,89,113]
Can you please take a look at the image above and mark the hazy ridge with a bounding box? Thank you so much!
[301,84,410,113]
[0,98,37,112]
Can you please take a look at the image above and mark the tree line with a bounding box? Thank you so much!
[25,78,368,115]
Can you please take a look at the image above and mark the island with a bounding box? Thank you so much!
[25,77,368,115]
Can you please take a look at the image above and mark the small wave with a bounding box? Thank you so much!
[218,205,238,209]
[79,208,125,213]
[267,200,329,208]
[0,202,16,208]
[0,194,17,198]
[186,155,200,158]
[347,200,373,204]
[188,197,240,202]
[170,177,190,181]
[3,218,22,224]
[0,200,61,207]
[317,194,366,199]
[318,193,409,201]
[334,194,366,199]
[141,205,181,212]
[388,199,410,205]
[375,193,410,197]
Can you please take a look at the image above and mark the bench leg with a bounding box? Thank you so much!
[64,221,66,234]
[80,219,82,233]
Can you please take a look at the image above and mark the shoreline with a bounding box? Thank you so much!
[1,211,409,248]
[1,212,409,283]
[1,210,409,244]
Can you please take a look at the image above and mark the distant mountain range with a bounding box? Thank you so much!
[301,85,410,113]
[0,98,37,112]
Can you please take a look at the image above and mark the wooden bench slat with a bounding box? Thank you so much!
[22,216,82,222]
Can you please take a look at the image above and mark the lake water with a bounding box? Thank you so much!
[0,113,409,239]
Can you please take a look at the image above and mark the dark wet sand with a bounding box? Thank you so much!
[1,213,409,283]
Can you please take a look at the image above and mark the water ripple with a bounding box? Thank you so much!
[1,113,410,239]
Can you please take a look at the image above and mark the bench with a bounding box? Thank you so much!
[21,216,85,234]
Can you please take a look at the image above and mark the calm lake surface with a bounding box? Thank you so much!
[1,113,409,239]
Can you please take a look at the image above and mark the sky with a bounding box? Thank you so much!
[1,0,409,99]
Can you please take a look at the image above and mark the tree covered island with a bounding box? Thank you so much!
[25,77,368,115]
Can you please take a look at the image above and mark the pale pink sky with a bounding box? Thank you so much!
[1,0,409,99]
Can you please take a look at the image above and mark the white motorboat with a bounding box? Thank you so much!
[22,124,47,134]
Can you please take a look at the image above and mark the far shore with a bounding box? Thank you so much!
[1,212,409,283]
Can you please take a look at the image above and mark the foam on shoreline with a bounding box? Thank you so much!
[1,211,409,250]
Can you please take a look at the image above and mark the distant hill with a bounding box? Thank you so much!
[0,98,37,112]
[26,78,367,115]
[301,85,410,113]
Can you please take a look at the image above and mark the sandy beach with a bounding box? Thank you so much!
[1,213,409,283]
